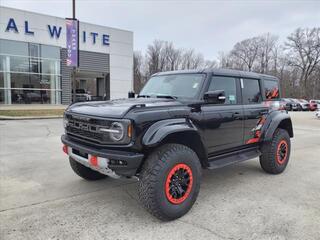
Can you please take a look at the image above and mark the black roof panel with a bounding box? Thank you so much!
[153,68,278,81]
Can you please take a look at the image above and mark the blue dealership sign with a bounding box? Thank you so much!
[66,19,79,67]
[4,17,110,47]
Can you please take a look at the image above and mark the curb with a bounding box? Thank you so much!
[0,115,63,120]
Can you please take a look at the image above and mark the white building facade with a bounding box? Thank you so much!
[0,6,133,105]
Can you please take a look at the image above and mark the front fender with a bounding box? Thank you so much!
[142,118,198,146]
[262,111,293,142]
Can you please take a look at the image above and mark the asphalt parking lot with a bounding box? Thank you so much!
[0,112,319,240]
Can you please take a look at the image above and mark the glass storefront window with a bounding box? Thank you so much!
[0,39,28,56]
[10,73,41,89]
[11,89,51,104]
[0,55,5,71]
[9,56,30,72]
[42,59,60,75]
[41,45,60,59]
[30,58,40,73]
[0,89,4,104]
[0,39,61,104]
[0,72,3,88]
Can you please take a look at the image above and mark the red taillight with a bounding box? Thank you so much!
[63,145,68,154]
[90,156,98,167]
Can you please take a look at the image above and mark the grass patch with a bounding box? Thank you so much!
[0,109,65,117]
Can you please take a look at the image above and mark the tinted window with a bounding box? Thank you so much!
[264,79,279,99]
[242,78,262,104]
[208,76,237,104]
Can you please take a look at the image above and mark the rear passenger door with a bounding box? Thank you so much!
[241,78,268,144]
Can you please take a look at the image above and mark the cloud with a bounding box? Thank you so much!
[1,0,319,59]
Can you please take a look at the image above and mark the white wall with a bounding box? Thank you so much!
[0,6,133,99]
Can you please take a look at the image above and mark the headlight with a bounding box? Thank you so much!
[99,120,132,143]
[109,122,124,141]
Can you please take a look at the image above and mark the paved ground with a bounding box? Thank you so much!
[0,112,319,240]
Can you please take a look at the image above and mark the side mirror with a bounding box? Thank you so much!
[204,90,226,104]
[128,91,135,98]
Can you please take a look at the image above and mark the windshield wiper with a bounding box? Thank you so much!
[137,94,151,98]
[138,94,178,99]
[155,95,178,100]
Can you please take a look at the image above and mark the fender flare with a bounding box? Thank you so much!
[142,118,200,147]
[262,111,293,142]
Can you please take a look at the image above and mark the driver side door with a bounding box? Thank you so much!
[201,75,244,154]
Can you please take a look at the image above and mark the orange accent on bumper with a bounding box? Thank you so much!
[90,156,98,166]
[62,145,68,154]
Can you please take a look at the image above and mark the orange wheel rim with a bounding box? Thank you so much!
[165,163,193,204]
[276,140,288,165]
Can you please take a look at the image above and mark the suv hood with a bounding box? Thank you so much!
[66,98,183,118]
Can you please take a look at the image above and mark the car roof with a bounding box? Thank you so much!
[153,68,279,81]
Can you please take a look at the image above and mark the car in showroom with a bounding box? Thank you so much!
[73,89,92,102]
[61,69,293,221]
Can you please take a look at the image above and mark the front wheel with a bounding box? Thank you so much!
[259,129,291,174]
[138,144,201,221]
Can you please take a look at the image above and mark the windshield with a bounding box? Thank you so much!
[139,73,205,99]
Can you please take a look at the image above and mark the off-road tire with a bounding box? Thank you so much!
[260,128,290,174]
[69,157,107,180]
[139,144,201,221]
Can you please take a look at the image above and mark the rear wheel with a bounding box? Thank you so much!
[259,129,291,174]
[69,157,107,180]
[138,144,201,221]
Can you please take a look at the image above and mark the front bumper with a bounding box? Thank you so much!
[61,135,144,177]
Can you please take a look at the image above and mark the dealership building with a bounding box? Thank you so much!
[0,6,133,105]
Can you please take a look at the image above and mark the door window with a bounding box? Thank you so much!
[264,79,279,99]
[208,76,237,104]
[241,78,262,104]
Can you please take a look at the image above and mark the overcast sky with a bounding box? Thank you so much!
[1,0,319,59]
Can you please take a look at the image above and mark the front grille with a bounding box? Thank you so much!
[65,114,112,144]
[67,126,104,142]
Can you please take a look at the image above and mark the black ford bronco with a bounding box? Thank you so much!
[62,69,293,221]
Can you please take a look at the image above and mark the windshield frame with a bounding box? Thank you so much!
[139,73,207,100]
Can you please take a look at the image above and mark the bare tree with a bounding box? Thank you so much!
[230,37,261,71]
[285,27,320,96]
[180,49,205,69]
[164,42,182,71]
[133,51,144,92]
[134,28,320,99]
[203,59,218,69]
[258,33,278,74]
[145,40,164,76]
